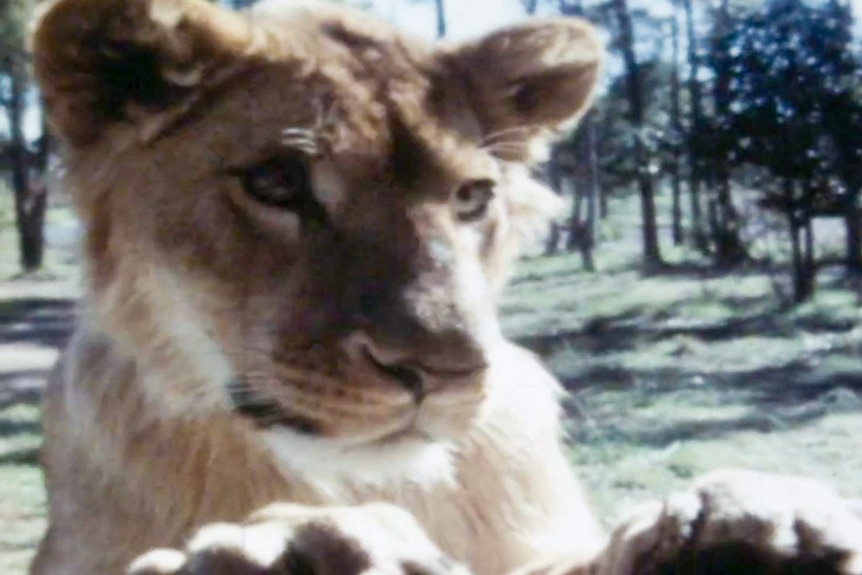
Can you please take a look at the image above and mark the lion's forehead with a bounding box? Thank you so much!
[102,4,494,203]
[210,80,492,206]
[227,8,488,184]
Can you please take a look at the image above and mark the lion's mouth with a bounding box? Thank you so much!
[361,346,487,381]
[361,346,425,398]
[228,378,430,444]
[228,371,468,448]
[227,379,322,435]
[371,421,434,446]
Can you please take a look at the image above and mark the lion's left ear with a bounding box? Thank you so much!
[444,19,603,162]
[31,0,254,146]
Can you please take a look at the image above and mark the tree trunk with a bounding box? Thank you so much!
[545,223,561,256]
[566,179,585,252]
[785,186,805,303]
[682,0,708,253]
[802,212,816,301]
[599,185,609,220]
[598,101,612,220]
[832,123,862,276]
[712,175,747,265]
[785,178,814,303]
[559,0,583,16]
[669,12,683,246]
[709,0,746,267]
[8,61,47,273]
[613,0,662,268]
[434,0,446,38]
[844,188,862,275]
[789,219,806,303]
[567,119,598,271]
[545,153,564,256]
[707,198,718,242]
[583,116,599,271]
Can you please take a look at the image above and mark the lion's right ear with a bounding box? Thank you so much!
[32,0,254,146]
[443,18,603,163]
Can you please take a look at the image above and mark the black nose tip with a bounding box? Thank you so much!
[362,346,425,399]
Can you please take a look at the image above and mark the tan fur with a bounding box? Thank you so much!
[29,1,605,573]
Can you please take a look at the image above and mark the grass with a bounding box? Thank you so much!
[1,182,862,570]
[502,243,862,522]
[0,178,77,574]
[0,403,44,575]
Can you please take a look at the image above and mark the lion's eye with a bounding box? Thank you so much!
[237,156,311,210]
[453,179,496,223]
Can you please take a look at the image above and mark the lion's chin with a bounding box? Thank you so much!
[261,426,458,492]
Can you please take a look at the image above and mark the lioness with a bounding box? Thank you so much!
[29,0,862,574]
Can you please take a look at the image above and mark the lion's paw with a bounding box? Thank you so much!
[128,503,471,575]
[597,469,862,575]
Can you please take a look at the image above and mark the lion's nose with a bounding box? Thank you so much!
[346,333,488,401]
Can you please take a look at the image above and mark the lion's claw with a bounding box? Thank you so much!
[128,503,471,575]
[597,469,862,575]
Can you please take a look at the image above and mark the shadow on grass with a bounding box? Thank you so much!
[0,447,39,466]
[0,298,75,349]
[565,349,862,397]
[514,255,796,288]
[0,370,49,411]
[0,417,40,437]
[517,299,857,358]
[0,299,60,477]
[0,369,48,409]
[509,261,862,450]
[559,350,862,448]
[0,371,44,472]
[0,298,70,451]
[604,400,855,448]
[641,260,752,279]
[0,391,43,471]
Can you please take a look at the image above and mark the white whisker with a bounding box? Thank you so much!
[480,142,528,157]
[481,125,529,145]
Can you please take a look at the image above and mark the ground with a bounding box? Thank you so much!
[1,188,861,573]
[506,252,862,520]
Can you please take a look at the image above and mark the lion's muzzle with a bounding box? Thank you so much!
[344,331,489,403]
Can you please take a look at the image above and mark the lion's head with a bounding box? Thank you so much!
[33,0,601,480]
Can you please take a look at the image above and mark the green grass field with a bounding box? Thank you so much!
[0,403,44,574]
[0,180,79,574]
[1,183,861,571]
[505,251,862,520]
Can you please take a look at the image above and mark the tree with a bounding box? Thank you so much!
[724,0,854,301]
[680,0,708,252]
[579,118,599,271]
[819,2,862,276]
[668,11,684,246]
[2,0,48,273]
[2,56,48,272]
[0,0,32,50]
[704,0,747,266]
[827,92,862,276]
[544,151,565,256]
[433,0,445,37]
[612,0,662,268]
[557,0,599,270]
